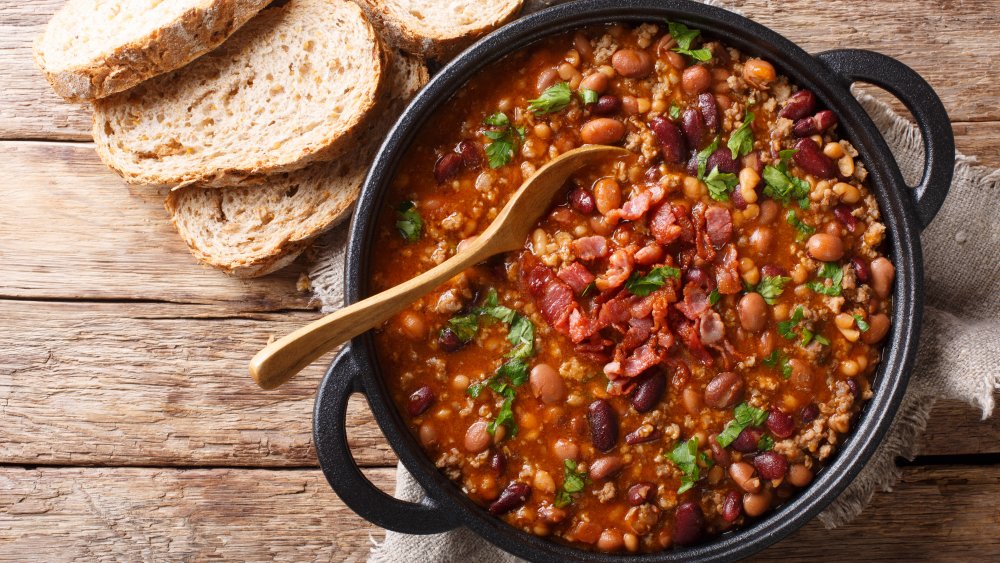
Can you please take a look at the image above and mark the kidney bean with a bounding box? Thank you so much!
[612,48,654,78]
[706,146,738,174]
[592,94,622,115]
[731,184,748,210]
[861,313,891,344]
[753,451,788,480]
[710,436,732,467]
[629,370,666,412]
[581,118,626,144]
[851,257,871,283]
[760,264,787,278]
[870,257,895,298]
[489,451,507,475]
[729,461,760,493]
[731,427,763,453]
[530,363,566,404]
[588,399,618,452]
[434,152,463,184]
[407,386,435,417]
[589,455,624,480]
[766,409,795,439]
[569,187,595,214]
[800,403,820,424]
[815,110,838,131]
[627,482,656,506]
[465,421,491,453]
[673,502,705,546]
[580,72,609,94]
[721,490,743,522]
[738,293,768,333]
[833,204,858,232]
[625,425,661,445]
[488,482,530,515]
[793,110,838,137]
[845,378,862,402]
[458,140,483,169]
[793,138,837,178]
[685,150,700,176]
[438,327,464,352]
[698,92,719,132]
[779,89,816,121]
[682,65,711,94]
[704,371,745,409]
[806,233,845,262]
[649,116,687,164]
[681,108,706,149]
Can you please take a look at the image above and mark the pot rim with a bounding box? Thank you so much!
[338,0,924,560]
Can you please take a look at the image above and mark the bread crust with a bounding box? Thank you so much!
[354,0,524,60]
[35,0,272,102]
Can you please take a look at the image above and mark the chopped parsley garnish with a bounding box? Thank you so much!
[708,288,721,306]
[757,434,775,451]
[489,386,517,436]
[854,314,871,332]
[506,315,536,359]
[727,112,755,159]
[625,265,681,296]
[799,327,830,347]
[704,167,739,201]
[479,288,516,324]
[669,102,682,119]
[529,82,573,114]
[786,209,816,241]
[580,88,599,105]
[762,350,792,379]
[554,459,588,507]
[716,403,769,447]
[696,136,720,179]
[445,313,479,343]
[483,112,526,169]
[667,21,713,62]
[778,305,805,340]
[762,150,811,208]
[806,262,844,297]
[752,275,790,305]
[666,436,709,493]
[395,201,423,242]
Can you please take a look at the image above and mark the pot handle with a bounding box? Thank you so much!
[313,345,458,534]
[816,49,954,230]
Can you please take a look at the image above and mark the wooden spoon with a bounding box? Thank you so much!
[249,145,628,389]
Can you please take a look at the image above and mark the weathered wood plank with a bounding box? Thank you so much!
[0,300,394,468]
[0,141,316,310]
[1,464,998,561]
[1,0,999,141]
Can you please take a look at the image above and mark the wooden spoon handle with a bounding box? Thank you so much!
[249,237,501,389]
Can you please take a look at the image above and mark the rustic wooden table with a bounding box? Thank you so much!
[2,0,998,560]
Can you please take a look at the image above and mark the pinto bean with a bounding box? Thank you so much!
[806,233,845,262]
[793,137,837,178]
[574,32,594,61]
[580,72,609,94]
[749,226,774,256]
[589,455,624,480]
[553,438,579,461]
[742,58,776,89]
[488,482,530,515]
[597,529,625,552]
[588,399,618,452]
[682,65,711,94]
[861,313,891,344]
[738,292,768,332]
[581,118,626,144]
[704,371,745,409]
[649,116,687,163]
[529,363,565,404]
[870,257,895,298]
[779,89,816,121]
[465,421,491,453]
[729,461,761,493]
[593,177,622,215]
[788,464,814,487]
[407,386,435,417]
[672,502,705,546]
[742,490,772,517]
[629,370,666,412]
[536,68,560,94]
[612,49,654,78]
[788,359,813,392]
[758,199,779,224]
[592,95,622,115]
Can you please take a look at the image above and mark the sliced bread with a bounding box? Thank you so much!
[164,52,428,278]
[354,0,523,59]
[35,0,272,102]
[94,0,388,188]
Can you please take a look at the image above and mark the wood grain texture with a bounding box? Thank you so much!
[1,464,998,561]
[0,141,315,310]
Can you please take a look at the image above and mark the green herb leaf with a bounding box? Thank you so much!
[580,88,599,105]
[762,161,811,207]
[483,113,525,169]
[753,275,790,305]
[814,333,830,346]
[496,358,529,386]
[704,166,739,201]
[757,434,775,451]
[395,201,423,242]
[727,112,756,159]
[854,314,870,332]
[479,288,517,324]
[667,21,701,50]
[529,82,573,114]
[554,459,589,507]
[675,47,713,61]
[778,305,805,339]
[484,112,509,127]
[506,315,536,360]
[696,136,720,179]
[716,403,769,447]
[666,436,702,493]
[778,149,798,161]
[806,262,844,297]
[786,209,816,242]
[762,350,793,379]
[446,313,479,343]
[669,102,682,119]
[487,386,517,436]
[708,288,721,306]
[625,265,681,297]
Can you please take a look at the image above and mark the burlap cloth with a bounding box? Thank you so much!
[306,2,1000,559]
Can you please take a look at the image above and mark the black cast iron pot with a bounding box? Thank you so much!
[313,1,954,560]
